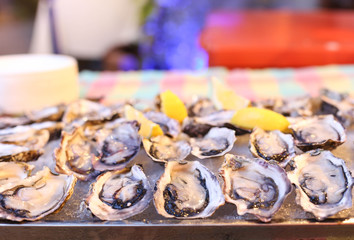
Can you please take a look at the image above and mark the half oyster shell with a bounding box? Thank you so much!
[220,154,292,222]
[0,162,33,185]
[87,165,152,220]
[55,127,99,180]
[143,135,191,163]
[144,111,180,138]
[0,167,76,221]
[154,161,224,219]
[187,97,217,117]
[287,150,353,220]
[249,127,295,167]
[0,143,42,162]
[190,127,236,159]
[289,115,346,151]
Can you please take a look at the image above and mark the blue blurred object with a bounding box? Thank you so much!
[141,0,210,70]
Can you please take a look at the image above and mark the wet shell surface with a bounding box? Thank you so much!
[87,165,152,220]
[144,111,180,138]
[143,135,191,163]
[0,167,76,221]
[249,127,295,167]
[0,143,42,162]
[287,150,353,220]
[220,154,292,222]
[288,115,346,151]
[190,127,236,159]
[154,161,224,219]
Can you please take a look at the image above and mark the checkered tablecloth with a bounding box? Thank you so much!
[79,65,354,104]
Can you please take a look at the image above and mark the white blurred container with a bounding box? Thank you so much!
[0,54,79,113]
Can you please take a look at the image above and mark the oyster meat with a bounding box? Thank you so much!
[190,127,236,159]
[249,127,295,167]
[289,115,346,151]
[87,165,152,220]
[0,166,76,221]
[91,120,141,171]
[187,97,217,117]
[220,154,292,222]
[144,111,180,138]
[320,88,354,127]
[154,161,224,219]
[143,135,191,163]
[288,150,353,220]
[55,127,99,180]
[0,162,33,185]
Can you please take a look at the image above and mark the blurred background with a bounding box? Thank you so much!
[1,0,354,71]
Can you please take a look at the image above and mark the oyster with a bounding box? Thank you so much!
[0,128,50,150]
[143,135,191,163]
[190,127,236,159]
[0,116,30,129]
[249,127,295,167]
[154,161,224,219]
[0,166,76,221]
[0,162,33,185]
[187,97,217,117]
[144,111,180,138]
[26,104,66,123]
[91,120,141,171]
[255,96,313,117]
[288,150,353,220]
[0,143,42,162]
[220,154,292,222]
[320,88,354,127]
[289,115,346,151]
[87,165,152,220]
[62,99,119,127]
[55,127,99,180]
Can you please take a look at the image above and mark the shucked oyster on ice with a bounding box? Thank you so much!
[87,165,152,220]
[288,115,346,151]
[190,127,236,159]
[143,135,191,163]
[154,161,224,219]
[288,150,353,220]
[0,166,76,222]
[220,154,292,222]
[249,127,295,167]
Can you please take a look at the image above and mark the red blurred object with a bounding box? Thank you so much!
[199,10,354,68]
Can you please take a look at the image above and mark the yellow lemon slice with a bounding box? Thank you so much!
[212,77,250,111]
[231,107,290,132]
[160,90,187,123]
[124,105,163,138]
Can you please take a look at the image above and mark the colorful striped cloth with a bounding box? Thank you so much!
[79,65,354,104]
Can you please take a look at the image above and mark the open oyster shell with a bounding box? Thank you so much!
[154,161,224,219]
[0,166,76,222]
[187,96,217,117]
[220,154,292,222]
[144,111,180,138]
[289,115,346,151]
[87,165,152,220]
[249,127,295,168]
[0,162,34,185]
[0,143,42,162]
[55,127,99,181]
[288,150,353,220]
[190,127,236,159]
[143,135,191,163]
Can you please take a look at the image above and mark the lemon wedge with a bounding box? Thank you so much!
[212,77,250,111]
[160,90,187,123]
[124,105,163,138]
[231,107,290,132]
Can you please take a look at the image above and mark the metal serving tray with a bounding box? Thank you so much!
[1,128,354,240]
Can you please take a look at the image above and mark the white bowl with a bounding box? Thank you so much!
[0,54,79,113]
